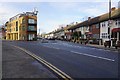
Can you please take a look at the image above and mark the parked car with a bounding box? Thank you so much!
[115,41,120,49]
[104,41,111,48]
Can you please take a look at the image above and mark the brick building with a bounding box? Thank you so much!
[6,11,38,41]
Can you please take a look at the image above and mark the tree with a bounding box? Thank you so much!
[72,31,82,42]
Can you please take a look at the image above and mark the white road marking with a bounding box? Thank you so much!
[98,49,103,50]
[43,45,60,50]
[54,47,60,50]
[70,51,115,62]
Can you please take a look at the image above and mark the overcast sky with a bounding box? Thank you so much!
[0,0,120,33]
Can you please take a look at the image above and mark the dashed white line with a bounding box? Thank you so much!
[43,46,60,50]
[54,47,60,50]
[70,51,115,62]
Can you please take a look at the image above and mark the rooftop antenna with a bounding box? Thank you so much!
[33,7,38,15]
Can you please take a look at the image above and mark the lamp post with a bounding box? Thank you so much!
[108,0,112,48]
[39,28,40,38]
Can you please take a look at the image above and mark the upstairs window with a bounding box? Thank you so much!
[28,26,35,31]
[22,18,25,24]
[115,20,118,25]
[96,24,99,28]
[28,19,35,24]
[118,20,120,26]
[22,26,26,31]
[16,21,18,31]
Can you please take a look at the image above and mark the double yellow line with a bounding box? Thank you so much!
[13,45,73,80]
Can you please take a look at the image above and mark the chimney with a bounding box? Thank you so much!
[118,1,120,8]
[88,17,91,21]
[111,7,116,11]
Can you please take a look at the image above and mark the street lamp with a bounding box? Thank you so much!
[108,0,111,48]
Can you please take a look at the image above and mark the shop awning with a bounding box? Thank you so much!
[112,28,120,32]
[85,32,92,35]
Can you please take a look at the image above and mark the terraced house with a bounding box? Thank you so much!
[51,7,120,46]
[6,11,38,41]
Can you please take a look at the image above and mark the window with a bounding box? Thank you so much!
[16,21,18,31]
[96,24,99,28]
[115,20,118,25]
[104,23,106,27]
[28,26,35,31]
[22,18,25,24]
[19,34,21,37]
[102,33,108,38]
[102,24,104,27]
[19,27,21,31]
[118,21,120,26]
[28,19,35,24]
[19,20,21,24]
[22,26,26,31]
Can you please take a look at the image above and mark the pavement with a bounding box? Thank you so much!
[0,40,2,80]
[86,43,120,52]
[55,40,119,52]
[2,41,57,79]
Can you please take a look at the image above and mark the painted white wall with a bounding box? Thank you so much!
[100,19,120,43]
[75,26,88,39]
[100,21,109,43]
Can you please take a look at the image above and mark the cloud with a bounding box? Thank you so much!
[0,1,119,33]
[0,3,21,24]
[0,0,120,2]
[38,19,66,33]
[48,2,79,10]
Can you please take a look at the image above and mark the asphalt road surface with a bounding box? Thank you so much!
[3,40,119,79]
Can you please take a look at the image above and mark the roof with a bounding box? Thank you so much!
[67,8,120,30]
[47,8,120,34]
[9,12,37,22]
[53,28,64,34]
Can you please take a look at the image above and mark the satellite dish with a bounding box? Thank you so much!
[33,7,38,15]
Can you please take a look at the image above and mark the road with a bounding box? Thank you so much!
[3,40,119,79]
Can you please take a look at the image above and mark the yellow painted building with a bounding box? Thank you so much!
[6,11,38,41]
